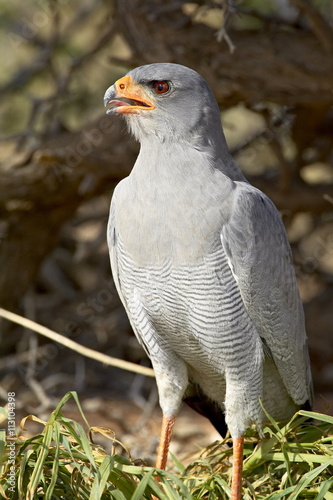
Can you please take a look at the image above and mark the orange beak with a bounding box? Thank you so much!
[104,75,155,114]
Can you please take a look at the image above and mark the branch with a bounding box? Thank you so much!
[290,0,333,52]
[0,308,155,378]
[114,0,333,107]
[250,176,333,216]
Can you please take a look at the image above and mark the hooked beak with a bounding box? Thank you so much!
[104,75,155,115]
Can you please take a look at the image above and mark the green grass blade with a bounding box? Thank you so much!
[161,478,184,499]
[170,452,186,473]
[214,475,231,495]
[243,435,279,473]
[130,468,155,500]
[265,452,333,464]
[0,429,6,471]
[51,391,89,426]
[18,447,34,497]
[75,421,97,468]
[159,470,194,500]
[289,460,333,499]
[44,421,60,500]
[315,479,333,500]
[266,485,297,499]
[323,491,333,500]
[89,455,114,499]
[110,491,128,500]
[298,411,333,425]
[0,407,8,419]
[25,418,54,500]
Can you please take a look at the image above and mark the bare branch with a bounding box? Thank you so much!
[290,0,333,52]
[0,308,155,378]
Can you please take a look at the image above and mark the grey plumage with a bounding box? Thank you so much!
[104,63,312,442]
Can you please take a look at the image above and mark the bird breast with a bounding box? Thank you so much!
[116,236,264,415]
[114,153,236,267]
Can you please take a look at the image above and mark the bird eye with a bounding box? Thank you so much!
[152,81,169,94]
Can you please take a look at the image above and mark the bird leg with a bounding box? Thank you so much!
[155,414,175,469]
[231,435,244,500]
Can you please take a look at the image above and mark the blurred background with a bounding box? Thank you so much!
[0,0,332,463]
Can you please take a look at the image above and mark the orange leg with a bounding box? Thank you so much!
[231,435,244,500]
[155,414,175,469]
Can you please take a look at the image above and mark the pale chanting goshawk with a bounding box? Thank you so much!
[104,63,313,500]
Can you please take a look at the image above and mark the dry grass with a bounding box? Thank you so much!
[0,392,332,499]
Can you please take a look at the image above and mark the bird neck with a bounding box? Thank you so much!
[135,136,246,183]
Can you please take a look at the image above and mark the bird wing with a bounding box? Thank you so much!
[221,182,313,406]
[107,182,150,356]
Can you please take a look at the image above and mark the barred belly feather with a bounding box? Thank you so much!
[117,237,267,437]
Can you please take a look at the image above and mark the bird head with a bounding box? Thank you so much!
[104,63,223,146]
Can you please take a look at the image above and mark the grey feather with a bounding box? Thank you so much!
[221,184,313,406]
[105,63,313,438]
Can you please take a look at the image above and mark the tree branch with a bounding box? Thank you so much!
[290,0,333,52]
[114,0,333,107]
[0,308,155,377]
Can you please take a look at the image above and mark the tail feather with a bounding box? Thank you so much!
[183,392,227,438]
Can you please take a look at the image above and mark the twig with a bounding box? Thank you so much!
[216,0,236,52]
[290,0,333,52]
[0,346,50,370]
[260,109,292,193]
[0,308,155,378]
[27,377,52,411]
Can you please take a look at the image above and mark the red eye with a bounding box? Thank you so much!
[153,81,169,94]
